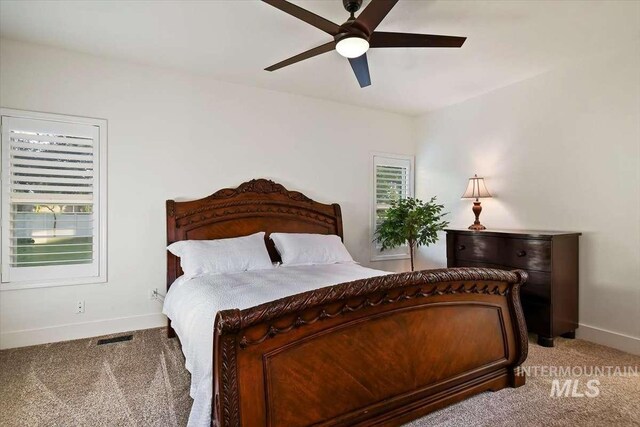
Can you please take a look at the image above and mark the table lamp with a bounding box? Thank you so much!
[461,174,492,230]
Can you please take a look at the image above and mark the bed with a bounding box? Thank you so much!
[165,179,528,427]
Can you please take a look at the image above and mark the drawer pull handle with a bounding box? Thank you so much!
[517,250,527,257]
[458,245,466,251]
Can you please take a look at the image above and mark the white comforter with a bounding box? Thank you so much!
[162,263,389,427]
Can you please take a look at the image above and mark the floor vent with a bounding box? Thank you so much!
[97,334,133,346]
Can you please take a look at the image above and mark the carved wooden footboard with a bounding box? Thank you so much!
[213,267,528,427]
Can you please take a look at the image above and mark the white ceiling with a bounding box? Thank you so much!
[1,0,638,115]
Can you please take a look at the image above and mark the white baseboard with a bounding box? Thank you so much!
[577,323,640,355]
[0,312,167,350]
[3,315,639,356]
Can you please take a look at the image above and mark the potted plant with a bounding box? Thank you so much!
[374,197,449,271]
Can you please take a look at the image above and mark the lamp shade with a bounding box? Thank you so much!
[461,174,492,199]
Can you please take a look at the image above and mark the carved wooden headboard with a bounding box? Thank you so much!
[166,179,343,290]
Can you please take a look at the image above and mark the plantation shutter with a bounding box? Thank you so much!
[371,154,414,260]
[1,116,102,284]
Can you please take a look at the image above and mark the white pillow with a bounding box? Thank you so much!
[167,232,273,278]
[270,233,354,266]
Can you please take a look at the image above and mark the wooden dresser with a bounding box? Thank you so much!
[445,229,580,347]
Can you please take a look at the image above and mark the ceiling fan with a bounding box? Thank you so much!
[262,0,466,88]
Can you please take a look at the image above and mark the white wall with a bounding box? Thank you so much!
[414,47,640,354]
[0,39,414,348]
[3,37,639,355]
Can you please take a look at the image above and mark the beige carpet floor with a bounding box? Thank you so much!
[1,328,638,426]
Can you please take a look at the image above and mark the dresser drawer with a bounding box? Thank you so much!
[447,259,550,301]
[520,270,551,301]
[503,238,551,272]
[452,234,500,262]
[521,299,551,336]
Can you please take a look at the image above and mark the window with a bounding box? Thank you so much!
[1,109,107,289]
[371,153,414,261]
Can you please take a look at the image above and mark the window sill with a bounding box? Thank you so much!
[370,253,410,262]
[0,275,107,291]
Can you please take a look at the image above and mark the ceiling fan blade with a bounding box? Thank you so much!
[265,41,336,71]
[262,0,340,35]
[355,0,399,34]
[370,32,466,48]
[348,54,371,88]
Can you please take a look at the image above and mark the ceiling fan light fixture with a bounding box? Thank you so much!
[335,36,369,58]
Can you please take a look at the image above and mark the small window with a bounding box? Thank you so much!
[1,109,107,289]
[371,153,414,261]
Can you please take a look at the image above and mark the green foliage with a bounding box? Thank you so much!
[374,197,449,270]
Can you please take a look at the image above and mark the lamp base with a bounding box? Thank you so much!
[468,201,486,231]
[468,223,486,231]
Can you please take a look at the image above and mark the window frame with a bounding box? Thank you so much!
[0,108,107,290]
[370,152,415,262]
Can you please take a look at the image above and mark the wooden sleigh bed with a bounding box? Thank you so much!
[166,179,528,427]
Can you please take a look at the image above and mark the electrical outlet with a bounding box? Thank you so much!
[76,300,85,314]
[149,288,165,302]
